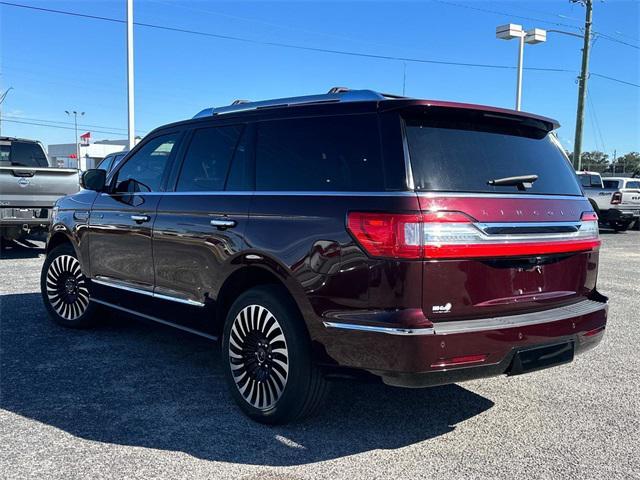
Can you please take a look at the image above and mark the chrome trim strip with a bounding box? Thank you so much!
[417,192,586,200]
[92,278,154,297]
[100,191,586,200]
[152,292,206,307]
[322,299,607,336]
[91,278,205,307]
[102,191,417,197]
[91,299,218,340]
[322,321,435,336]
[475,221,582,228]
[434,300,607,335]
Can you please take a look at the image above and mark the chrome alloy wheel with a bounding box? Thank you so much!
[45,255,90,321]
[228,305,289,410]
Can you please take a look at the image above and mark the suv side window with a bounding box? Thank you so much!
[114,134,179,193]
[176,125,243,192]
[255,115,384,191]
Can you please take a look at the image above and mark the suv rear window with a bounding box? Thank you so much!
[404,112,582,196]
[603,180,620,189]
[255,115,384,191]
[0,141,48,167]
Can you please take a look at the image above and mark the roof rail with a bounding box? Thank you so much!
[193,88,403,118]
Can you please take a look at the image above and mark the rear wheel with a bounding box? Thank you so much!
[610,220,631,232]
[40,243,98,328]
[222,285,328,424]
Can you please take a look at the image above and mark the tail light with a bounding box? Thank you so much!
[611,192,622,205]
[347,211,600,260]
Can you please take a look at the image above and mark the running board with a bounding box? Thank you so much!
[91,298,219,341]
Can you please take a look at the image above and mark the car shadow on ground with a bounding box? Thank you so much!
[0,239,45,259]
[0,292,494,466]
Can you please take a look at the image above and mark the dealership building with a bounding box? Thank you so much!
[47,139,131,170]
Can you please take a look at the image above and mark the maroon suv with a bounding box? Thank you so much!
[41,88,607,424]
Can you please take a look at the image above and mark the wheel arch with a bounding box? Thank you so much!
[215,263,314,338]
[46,230,77,255]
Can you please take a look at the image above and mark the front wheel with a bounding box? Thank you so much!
[222,285,328,424]
[40,243,98,328]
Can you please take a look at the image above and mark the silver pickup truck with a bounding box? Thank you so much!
[1,137,79,244]
[577,171,639,231]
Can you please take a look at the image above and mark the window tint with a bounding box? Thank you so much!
[114,134,178,193]
[256,115,383,191]
[177,125,242,192]
[405,114,582,196]
[603,180,620,189]
[3,141,48,167]
[226,126,252,191]
[625,181,640,189]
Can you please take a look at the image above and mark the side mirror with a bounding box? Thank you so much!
[80,169,106,191]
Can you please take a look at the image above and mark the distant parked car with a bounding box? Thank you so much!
[0,136,79,244]
[577,171,638,231]
[96,150,128,174]
[42,88,607,424]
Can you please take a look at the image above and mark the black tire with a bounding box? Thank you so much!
[610,221,630,232]
[222,285,328,424]
[40,243,98,328]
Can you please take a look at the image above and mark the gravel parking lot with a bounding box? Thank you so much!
[0,231,638,480]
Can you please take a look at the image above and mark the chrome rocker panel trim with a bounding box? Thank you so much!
[91,277,205,307]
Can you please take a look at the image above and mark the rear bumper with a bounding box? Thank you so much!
[0,207,51,227]
[320,297,608,388]
[600,208,635,222]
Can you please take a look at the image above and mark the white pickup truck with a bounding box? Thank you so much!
[577,171,640,231]
[1,137,79,244]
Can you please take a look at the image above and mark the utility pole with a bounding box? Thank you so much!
[65,110,85,168]
[0,87,14,136]
[573,0,593,171]
[127,0,135,150]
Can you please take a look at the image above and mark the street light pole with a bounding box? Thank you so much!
[0,87,14,136]
[496,24,547,111]
[573,0,593,171]
[515,34,525,111]
[126,0,135,150]
[65,110,85,168]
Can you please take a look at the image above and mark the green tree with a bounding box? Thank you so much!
[610,152,640,175]
[568,151,610,172]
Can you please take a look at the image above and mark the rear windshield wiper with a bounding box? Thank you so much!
[487,174,538,191]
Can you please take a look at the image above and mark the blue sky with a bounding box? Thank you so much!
[1,0,639,155]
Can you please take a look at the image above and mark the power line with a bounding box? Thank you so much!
[591,73,640,88]
[2,115,130,132]
[0,118,128,137]
[432,0,640,50]
[1,1,637,88]
[0,1,591,74]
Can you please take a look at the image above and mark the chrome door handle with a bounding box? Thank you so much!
[210,218,236,229]
[131,214,150,223]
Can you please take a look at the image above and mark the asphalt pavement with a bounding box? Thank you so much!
[0,231,638,479]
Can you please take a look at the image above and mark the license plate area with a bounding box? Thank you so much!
[508,341,575,376]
